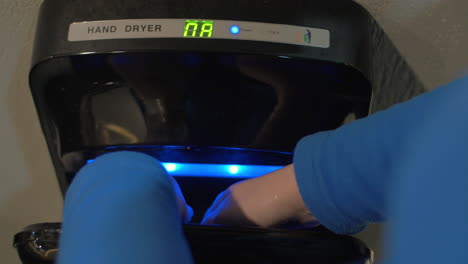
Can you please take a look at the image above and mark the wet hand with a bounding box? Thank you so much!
[201,165,318,228]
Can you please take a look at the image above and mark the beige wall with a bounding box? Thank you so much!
[0,0,467,263]
[359,0,468,88]
[1,1,63,264]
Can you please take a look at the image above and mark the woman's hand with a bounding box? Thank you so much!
[201,165,318,228]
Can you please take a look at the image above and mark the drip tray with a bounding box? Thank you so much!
[13,223,373,264]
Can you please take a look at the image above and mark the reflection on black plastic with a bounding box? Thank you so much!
[38,52,371,156]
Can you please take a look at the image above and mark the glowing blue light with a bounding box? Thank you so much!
[85,159,283,178]
[230,26,240,35]
[162,163,282,178]
[164,163,178,172]
[228,165,240,174]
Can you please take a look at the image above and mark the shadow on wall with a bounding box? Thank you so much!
[358,0,467,89]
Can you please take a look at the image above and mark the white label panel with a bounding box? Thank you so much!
[68,19,330,48]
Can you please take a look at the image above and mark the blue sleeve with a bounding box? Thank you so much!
[293,76,468,236]
[57,151,193,264]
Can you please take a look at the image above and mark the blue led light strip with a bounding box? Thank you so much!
[162,163,284,178]
[86,160,283,178]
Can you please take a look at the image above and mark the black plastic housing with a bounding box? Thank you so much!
[30,0,425,193]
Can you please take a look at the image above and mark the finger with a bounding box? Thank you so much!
[168,176,194,222]
[184,205,194,223]
[202,196,255,227]
[201,192,228,224]
[200,213,214,225]
[201,197,230,225]
[201,190,228,221]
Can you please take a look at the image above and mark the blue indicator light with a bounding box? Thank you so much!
[86,160,283,178]
[230,25,240,35]
[228,165,240,174]
[164,163,178,172]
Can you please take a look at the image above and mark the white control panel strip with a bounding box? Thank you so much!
[68,19,330,48]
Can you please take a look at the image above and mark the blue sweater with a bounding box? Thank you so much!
[59,76,468,264]
[294,76,468,263]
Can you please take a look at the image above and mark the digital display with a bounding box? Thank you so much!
[70,19,330,48]
[184,20,214,38]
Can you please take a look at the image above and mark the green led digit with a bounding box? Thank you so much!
[199,21,214,38]
[184,20,199,37]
